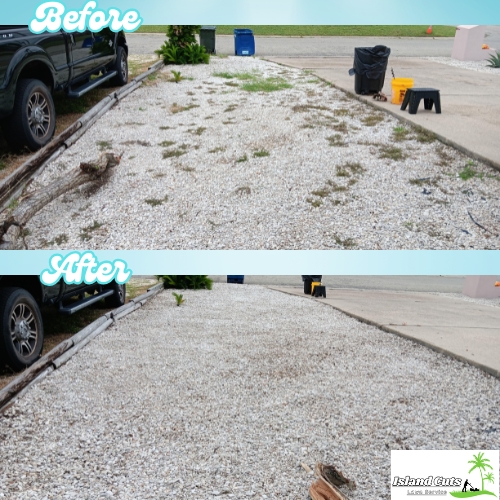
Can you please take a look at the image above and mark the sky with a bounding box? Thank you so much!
[5,0,500,25]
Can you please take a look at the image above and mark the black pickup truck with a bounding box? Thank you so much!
[0,25,129,151]
[0,276,126,371]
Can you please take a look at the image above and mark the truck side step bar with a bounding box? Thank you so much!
[59,289,114,315]
[67,71,117,98]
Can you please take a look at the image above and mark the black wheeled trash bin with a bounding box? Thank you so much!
[200,26,216,54]
[301,275,322,295]
[349,45,391,95]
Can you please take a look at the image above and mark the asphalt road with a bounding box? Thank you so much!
[209,275,467,292]
[127,26,500,58]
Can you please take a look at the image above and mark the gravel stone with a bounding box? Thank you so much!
[22,57,500,250]
[1,284,499,499]
[425,56,500,75]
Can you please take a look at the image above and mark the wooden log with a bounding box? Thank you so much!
[0,122,80,207]
[53,318,113,369]
[309,478,347,500]
[131,286,163,304]
[113,301,142,320]
[147,283,164,293]
[70,315,109,345]
[0,152,122,242]
[0,339,73,408]
[148,60,164,71]
[114,80,142,101]
[65,99,117,148]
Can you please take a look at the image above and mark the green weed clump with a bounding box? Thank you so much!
[158,275,213,290]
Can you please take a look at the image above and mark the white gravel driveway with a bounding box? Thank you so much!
[1,284,499,499]
[23,57,500,250]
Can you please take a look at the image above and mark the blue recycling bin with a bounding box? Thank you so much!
[234,29,255,56]
[227,275,244,284]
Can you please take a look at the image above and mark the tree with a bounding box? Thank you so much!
[468,452,493,491]
[156,26,209,65]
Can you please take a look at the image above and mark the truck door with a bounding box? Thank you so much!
[68,30,97,80]
[90,28,115,68]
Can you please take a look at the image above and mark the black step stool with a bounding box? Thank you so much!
[313,285,326,298]
[401,88,441,114]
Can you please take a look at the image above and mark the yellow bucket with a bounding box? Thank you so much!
[391,78,414,104]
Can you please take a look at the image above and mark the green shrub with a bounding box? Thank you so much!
[156,26,209,65]
[157,275,213,290]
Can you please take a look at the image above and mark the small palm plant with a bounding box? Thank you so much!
[487,51,500,68]
[484,472,495,488]
[171,70,183,83]
[172,292,185,306]
[468,452,493,491]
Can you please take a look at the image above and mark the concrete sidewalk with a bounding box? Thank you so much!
[266,57,500,170]
[270,286,500,379]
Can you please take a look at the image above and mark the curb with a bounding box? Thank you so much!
[263,58,500,173]
[0,282,164,414]
[0,59,165,210]
[269,286,500,381]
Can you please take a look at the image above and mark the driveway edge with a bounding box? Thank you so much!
[269,286,500,380]
[263,58,500,173]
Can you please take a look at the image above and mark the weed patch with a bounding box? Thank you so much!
[306,198,323,207]
[159,140,176,147]
[459,162,477,181]
[379,145,406,161]
[292,104,330,113]
[361,114,384,126]
[334,234,356,248]
[253,150,270,158]
[209,147,226,153]
[189,126,206,136]
[327,134,347,147]
[145,195,169,206]
[80,220,103,241]
[170,103,200,114]
[241,77,292,92]
[392,126,411,141]
[97,140,112,151]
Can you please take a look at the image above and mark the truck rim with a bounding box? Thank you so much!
[120,51,128,80]
[27,91,51,139]
[10,303,38,357]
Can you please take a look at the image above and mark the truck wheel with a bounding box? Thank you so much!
[0,288,44,371]
[104,282,126,308]
[109,46,128,86]
[4,79,56,151]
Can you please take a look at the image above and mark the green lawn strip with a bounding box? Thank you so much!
[137,25,456,37]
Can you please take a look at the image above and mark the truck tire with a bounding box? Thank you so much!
[3,79,56,151]
[0,287,44,371]
[109,46,128,86]
[104,282,126,308]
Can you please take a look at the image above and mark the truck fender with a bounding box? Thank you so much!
[2,47,56,92]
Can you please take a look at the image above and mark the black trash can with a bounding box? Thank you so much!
[349,45,391,95]
[200,26,216,54]
[301,275,322,295]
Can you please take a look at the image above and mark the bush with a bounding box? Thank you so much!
[156,25,209,65]
[157,275,213,290]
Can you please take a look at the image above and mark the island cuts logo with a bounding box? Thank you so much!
[30,1,143,34]
[391,450,499,499]
[40,251,132,285]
